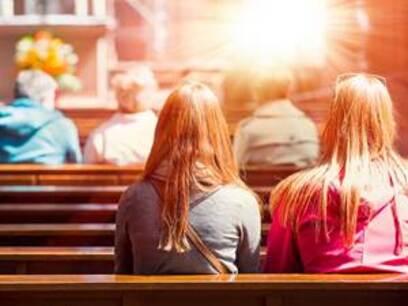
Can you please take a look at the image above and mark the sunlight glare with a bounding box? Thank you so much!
[230,0,328,66]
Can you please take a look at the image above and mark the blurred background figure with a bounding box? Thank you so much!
[84,66,158,165]
[182,70,225,101]
[233,69,319,167]
[0,70,82,164]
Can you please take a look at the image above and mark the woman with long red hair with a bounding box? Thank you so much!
[264,73,408,273]
[115,81,260,274]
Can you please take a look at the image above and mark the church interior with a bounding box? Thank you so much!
[0,1,408,305]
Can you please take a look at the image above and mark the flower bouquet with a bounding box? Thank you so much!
[15,31,82,92]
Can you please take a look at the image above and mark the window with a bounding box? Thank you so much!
[29,0,75,15]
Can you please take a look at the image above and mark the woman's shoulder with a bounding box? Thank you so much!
[119,179,156,207]
[217,184,254,195]
[215,185,259,207]
[275,166,327,191]
[270,166,333,208]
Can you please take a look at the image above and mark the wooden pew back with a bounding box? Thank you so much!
[0,274,406,306]
[0,185,271,203]
[0,186,125,203]
[0,164,145,186]
[0,164,302,187]
[0,247,113,274]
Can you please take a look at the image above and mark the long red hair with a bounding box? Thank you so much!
[271,74,408,245]
[144,81,247,252]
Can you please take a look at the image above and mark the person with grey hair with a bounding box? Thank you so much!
[84,66,158,165]
[0,70,82,164]
[233,69,319,167]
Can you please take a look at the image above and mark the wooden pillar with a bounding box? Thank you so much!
[75,0,88,16]
[96,37,109,100]
[150,0,167,59]
[92,0,107,17]
[0,0,14,17]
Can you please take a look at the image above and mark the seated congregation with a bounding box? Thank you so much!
[0,70,407,275]
[0,67,319,167]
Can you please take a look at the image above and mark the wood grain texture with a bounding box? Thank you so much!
[0,223,115,236]
[0,273,407,290]
[0,203,117,223]
[0,247,266,274]
[0,247,113,260]
[0,164,301,187]
[0,185,271,203]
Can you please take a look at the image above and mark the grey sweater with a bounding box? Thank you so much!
[115,180,261,274]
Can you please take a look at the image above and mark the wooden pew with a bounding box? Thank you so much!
[0,185,271,271]
[62,108,115,147]
[239,166,301,187]
[0,247,113,274]
[0,274,406,306]
[0,223,269,247]
[0,186,271,247]
[0,164,301,187]
[0,202,270,224]
[0,185,271,203]
[0,186,125,203]
[0,223,115,247]
[0,247,267,274]
[0,203,117,223]
[0,204,117,223]
[0,164,145,186]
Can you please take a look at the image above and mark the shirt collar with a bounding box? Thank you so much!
[10,97,43,108]
[254,99,305,118]
[114,110,155,122]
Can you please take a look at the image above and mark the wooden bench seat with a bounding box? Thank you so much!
[0,203,271,223]
[0,247,267,274]
[0,223,269,246]
[0,204,117,223]
[0,274,406,306]
[0,164,145,186]
[0,246,113,260]
[0,247,113,274]
[0,223,115,236]
[0,186,126,203]
[0,185,272,203]
[0,224,115,247]
[239,166,301,187]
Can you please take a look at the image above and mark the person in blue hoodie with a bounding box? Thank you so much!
[0,70,82,164]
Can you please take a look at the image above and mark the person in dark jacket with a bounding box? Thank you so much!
[0,70,82,164]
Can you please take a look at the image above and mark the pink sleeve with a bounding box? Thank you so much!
[263,205,303,273]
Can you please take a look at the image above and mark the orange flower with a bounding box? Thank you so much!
[15,30,82,91]
[18,48,40,69]
[34,31,52,41]
[43,48,67,75]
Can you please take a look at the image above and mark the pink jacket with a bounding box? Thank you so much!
[264,185,408,273]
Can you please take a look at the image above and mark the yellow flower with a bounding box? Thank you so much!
[15,30,82,91]
[51,38,62,48]
[43,47,66,76]
[19,48,40,69]
[34,31,52,41]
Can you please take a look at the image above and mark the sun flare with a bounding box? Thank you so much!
[230,0,328,66]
